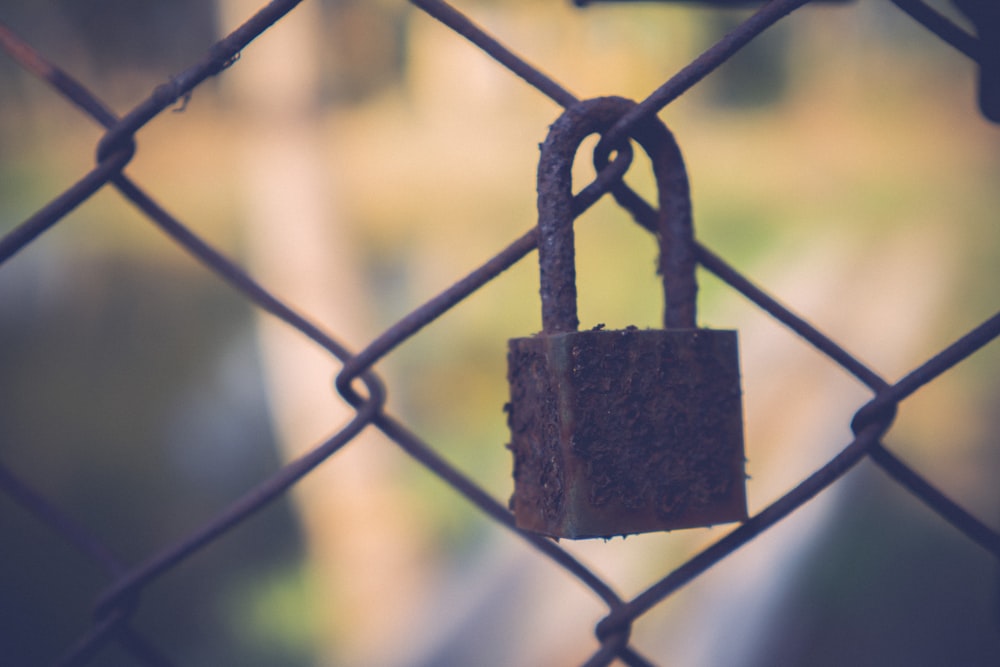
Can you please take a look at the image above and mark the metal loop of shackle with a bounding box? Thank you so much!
[536,96,697,333]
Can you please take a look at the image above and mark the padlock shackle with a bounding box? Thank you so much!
[537,96,697,333]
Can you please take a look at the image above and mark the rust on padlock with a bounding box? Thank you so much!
[508,327,745,538]
[507,96,747,539]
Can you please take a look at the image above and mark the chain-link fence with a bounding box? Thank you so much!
[1,0,999,665]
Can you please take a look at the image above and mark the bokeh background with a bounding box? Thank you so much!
[1,0,999,665]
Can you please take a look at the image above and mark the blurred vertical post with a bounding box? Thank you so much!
[216,1,427,663]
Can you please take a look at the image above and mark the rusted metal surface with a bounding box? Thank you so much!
[532,97,696,333]
[508,97,745,539]
[509,326,746,538]
[0,0,997,664]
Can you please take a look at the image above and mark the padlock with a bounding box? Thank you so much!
[507,97,747,539]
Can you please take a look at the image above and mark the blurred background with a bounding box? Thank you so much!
[1,0,999,665]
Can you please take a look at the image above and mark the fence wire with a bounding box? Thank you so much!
[1,0,999,665]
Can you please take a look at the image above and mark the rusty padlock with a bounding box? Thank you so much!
[507,97,747,539]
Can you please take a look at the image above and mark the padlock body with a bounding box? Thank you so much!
[507,328,747,539]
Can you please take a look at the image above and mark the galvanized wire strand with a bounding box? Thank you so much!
[54,601,135,667]
[335,143,635,395]
[58,620,178,667]
[92,386,385,620]
[0,14,375,389]
[0,23,119,128]
[0,146,133,264]
[372,412,626,609]
[582,621,633,667]
[618,645,659,667]
[596,416,891,640]
[95,0,303,162]
[869,442,1000,557]
[598,301,1000,634]
[604,303,1000,634]
[596,175,889,391]
[850,308,1000,433]
[695,243,891,392]
[410,0,579,109]
[596,0,815,157]
[0,0,998,664]
[111,175,367,376]
[0,462,125,577]
[890,0,982,61]
[0,0,627,649]
[406,0,664,248]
